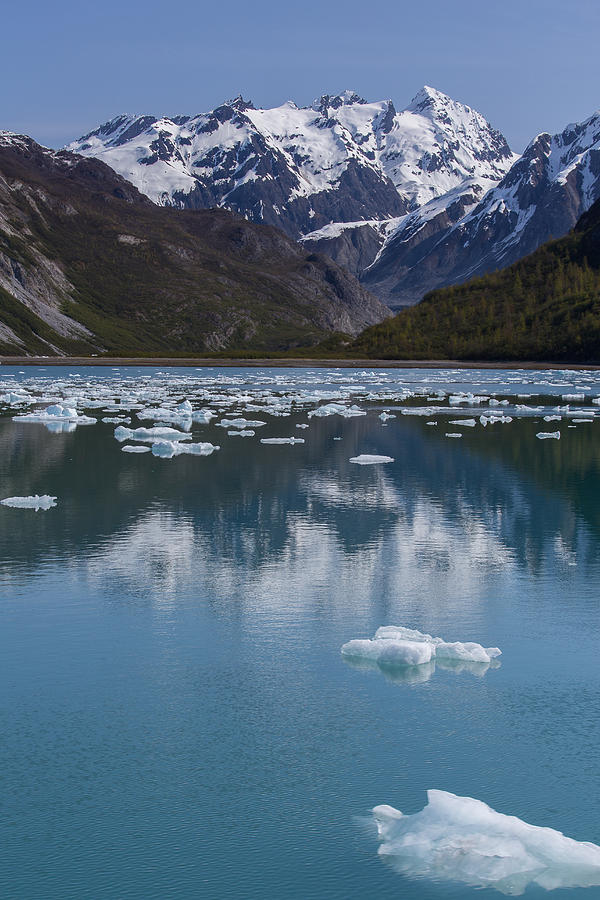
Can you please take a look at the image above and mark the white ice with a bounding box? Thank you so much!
[260,437,305,445]
[372,790,600,896]
[349,455,394,465]
[114,425,192,443]
[536,431,561,440]
[13,404,97,425]
[121,445,151,453]
[151,440,219,458]
[1,494,57,510]
[342,625,500,669]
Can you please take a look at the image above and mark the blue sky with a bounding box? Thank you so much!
[3,0,600,151]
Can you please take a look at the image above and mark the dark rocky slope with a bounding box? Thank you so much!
[0,133,388,356]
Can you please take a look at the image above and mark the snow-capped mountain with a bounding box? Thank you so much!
[362,110,600,307]
[67,87,515,244]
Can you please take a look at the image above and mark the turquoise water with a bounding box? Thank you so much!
[1,367,600,899]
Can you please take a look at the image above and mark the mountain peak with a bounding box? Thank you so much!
[223,95,255,112]
[313,90,367,112]
[407,85,461,115]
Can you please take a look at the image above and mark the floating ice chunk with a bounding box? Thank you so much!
[260,437,305,445]
[308,403,365,418]
[562,393,585,401]
[572,418,594,423]
[374,626,439,644]
[102,416,131,424]
[151,440,219,458]
[121,445,151,453]
[372,790,600,895]
[449,418,476,427]
[227,429,255,437]
[296,423,309,429]
[342,638,434,667]
[436,641,501,663]
[445,433,462,438]
[218,418,266,429]
[543,415,561,422]
[536,431,560,440]
[426,421,437,425]
[349,454,394,465]
[342,626,500,673]
[0,391,32,405]
[379,412,396,421]
[13,404,96,425]
[114,425,192,443]
[1,494,57,510]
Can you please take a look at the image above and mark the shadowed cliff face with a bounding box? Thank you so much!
[363,115,600,309]
[0,134,388,356]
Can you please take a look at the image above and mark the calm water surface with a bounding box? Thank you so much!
[0,366,599,899]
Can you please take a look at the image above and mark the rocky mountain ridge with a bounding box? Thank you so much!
[0,132,387,355]
[67,86,515,248]
[68,90,600,311]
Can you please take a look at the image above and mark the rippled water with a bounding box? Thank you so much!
[1,366,600,899]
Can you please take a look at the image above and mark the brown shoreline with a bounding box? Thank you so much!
[1,356,600,371]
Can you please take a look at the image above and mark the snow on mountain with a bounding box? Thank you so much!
[363,108,600,308]
[66,88,515,243]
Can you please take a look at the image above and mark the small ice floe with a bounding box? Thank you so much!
[1,494,57,510]
[151,441,219,458]
[572,418,594,423]
[218,417,266,429]
[296,423,309,429]
[379,412,396,422]
[342,626,500,669]
[448,418,476,427]
[445,433,462,438]
[102,416,131,424]
[308,403,365,418]
[349,454,394,465]
[426,421,437,426]
[13,404,97,426]
[372,790,600,895]
[0,391,33,406]
[114,425,192,443]
[227,429,255,437]
[260,437,305,445]
[544,415,561,422]
[536,431,560,440]
[121,445,151,453]
[562,393,585,401]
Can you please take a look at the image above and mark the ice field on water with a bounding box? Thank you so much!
[1,365,600,899]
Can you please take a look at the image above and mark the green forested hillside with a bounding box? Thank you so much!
[351,198,600,361]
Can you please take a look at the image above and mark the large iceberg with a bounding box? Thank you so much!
[372,790,600,895]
